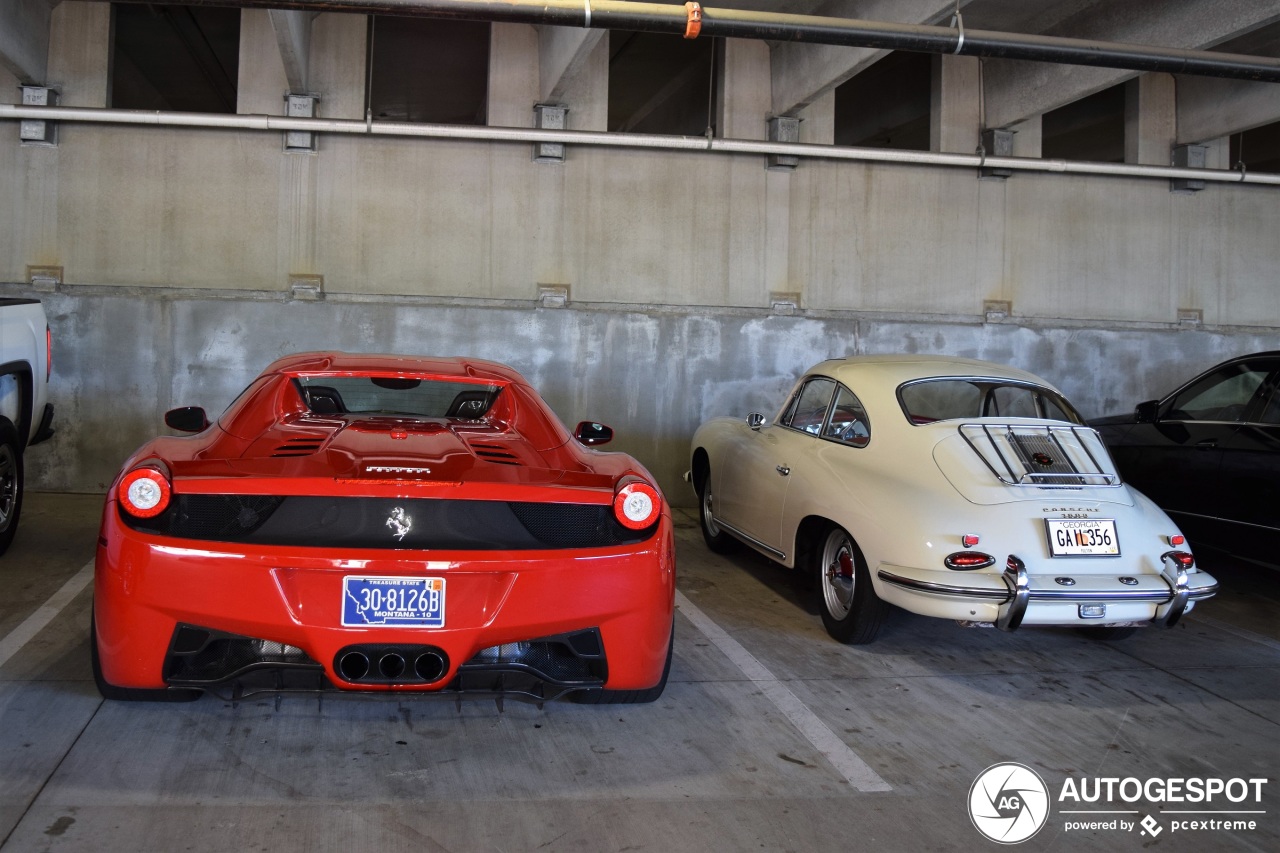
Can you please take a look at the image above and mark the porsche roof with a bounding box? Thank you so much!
[807,355,1059,392]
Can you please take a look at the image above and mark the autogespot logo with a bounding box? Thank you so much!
[969,763,1052,844]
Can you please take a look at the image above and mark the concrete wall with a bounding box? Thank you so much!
[3,6,1279,505]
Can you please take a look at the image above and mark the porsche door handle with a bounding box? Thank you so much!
[776,465,791,476]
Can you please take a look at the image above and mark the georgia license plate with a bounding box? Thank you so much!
[341,576,445,628]
[1045,519,1120,556]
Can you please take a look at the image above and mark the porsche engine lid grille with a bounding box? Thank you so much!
[122,494,657,549]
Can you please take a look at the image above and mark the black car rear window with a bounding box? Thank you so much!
[293,376,502,419]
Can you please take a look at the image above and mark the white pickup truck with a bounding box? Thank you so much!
[0,298,54,555]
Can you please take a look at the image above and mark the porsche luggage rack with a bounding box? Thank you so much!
[959,423,1121,488]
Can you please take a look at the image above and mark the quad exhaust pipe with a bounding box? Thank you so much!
[336,645,449,684]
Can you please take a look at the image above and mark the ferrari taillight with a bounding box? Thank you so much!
[118,467,172,518]
[944,551,995,570]
[613,481,661,530]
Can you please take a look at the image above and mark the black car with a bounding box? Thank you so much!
[1092,352,1280,569]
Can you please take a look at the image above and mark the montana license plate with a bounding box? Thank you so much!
[341,576,445,627]
[1045,519,1119,556]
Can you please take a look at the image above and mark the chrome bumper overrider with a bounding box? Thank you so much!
[877,551,1219,633]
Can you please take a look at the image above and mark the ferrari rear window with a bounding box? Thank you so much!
[293,376,502,419]
[898,378,1081,425]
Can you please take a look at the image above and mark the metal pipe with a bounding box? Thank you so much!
[4,103,1277,185]
[100,0,1280,83]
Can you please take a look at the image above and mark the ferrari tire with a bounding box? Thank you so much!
[696,470,734,554]
[1076,626,1138,641]
[571,621,673,705]
[814,525,886,645]
[0,419,24,557]
[91,612,202,702]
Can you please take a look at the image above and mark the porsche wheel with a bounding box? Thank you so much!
[696,469,734,554]
[91,612,202,702]
[814,525,886,645]
[0,419,23,557]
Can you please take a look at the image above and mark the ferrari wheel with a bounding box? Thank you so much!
[571,621,673,705]
[0,419,23,557]
[814,525,886,645]
[696,469,733,554]
[91,611,202,702]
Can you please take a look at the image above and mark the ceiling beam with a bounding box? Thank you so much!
[268,10,314,92]
[770,0,971,117]
[982,0,1280,130]
[538,24,605,103]
[0,0,52,85]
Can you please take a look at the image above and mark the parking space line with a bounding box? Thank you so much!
[0,559,94,670]
[675,590,892,793]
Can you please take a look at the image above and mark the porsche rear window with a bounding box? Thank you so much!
[898,378,1081,425]
[293,376,502,419]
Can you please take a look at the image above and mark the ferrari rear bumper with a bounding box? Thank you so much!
[95,505,674,698]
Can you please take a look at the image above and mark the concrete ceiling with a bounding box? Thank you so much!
[8,0,1278,169]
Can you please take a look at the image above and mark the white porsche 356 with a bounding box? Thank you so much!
[689,356,1218,644]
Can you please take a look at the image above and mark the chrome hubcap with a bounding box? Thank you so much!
[822,531,856,619]
[701,485,720,537]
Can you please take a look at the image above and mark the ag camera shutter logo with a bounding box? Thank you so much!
[969,762,1051,844]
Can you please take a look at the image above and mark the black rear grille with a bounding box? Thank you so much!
[273,436,326,457]
[469,442,522,465]
[124,495,657,549]
[165,624,324,685]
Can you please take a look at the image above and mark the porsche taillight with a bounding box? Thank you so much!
[1164,550,1195,570]
[118,466,172,518]
[944,551,995,570]
[613,480,661,530]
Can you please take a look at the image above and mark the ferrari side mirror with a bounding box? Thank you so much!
[165,406,209,433]
[574,421,613,446]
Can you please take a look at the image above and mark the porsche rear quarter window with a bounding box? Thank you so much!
[294,376,501,419]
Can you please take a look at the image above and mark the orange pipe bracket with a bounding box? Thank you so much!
[684,2,703,39]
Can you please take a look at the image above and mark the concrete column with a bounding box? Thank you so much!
[47,1,110,108]
[718,38,769,141]
[1008,116,1042,158]
[308,13,367,121]
[930,54,980,154]
[555,34,607,132]
[798,91,835,145]
[238,9,289,115]
[1124,74,1176,166]
[489,23,539,129]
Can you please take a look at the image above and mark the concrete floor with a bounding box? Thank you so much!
[1,492,1277,852]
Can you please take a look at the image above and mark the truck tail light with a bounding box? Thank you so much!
[613,480,661,530]
[118,466,172,518]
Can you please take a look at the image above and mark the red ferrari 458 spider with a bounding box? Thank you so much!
[93,353,675,704]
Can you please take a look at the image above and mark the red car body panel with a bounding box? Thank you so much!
[94,353,675,700]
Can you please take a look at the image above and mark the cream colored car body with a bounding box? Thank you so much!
[690,355,1218,637]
